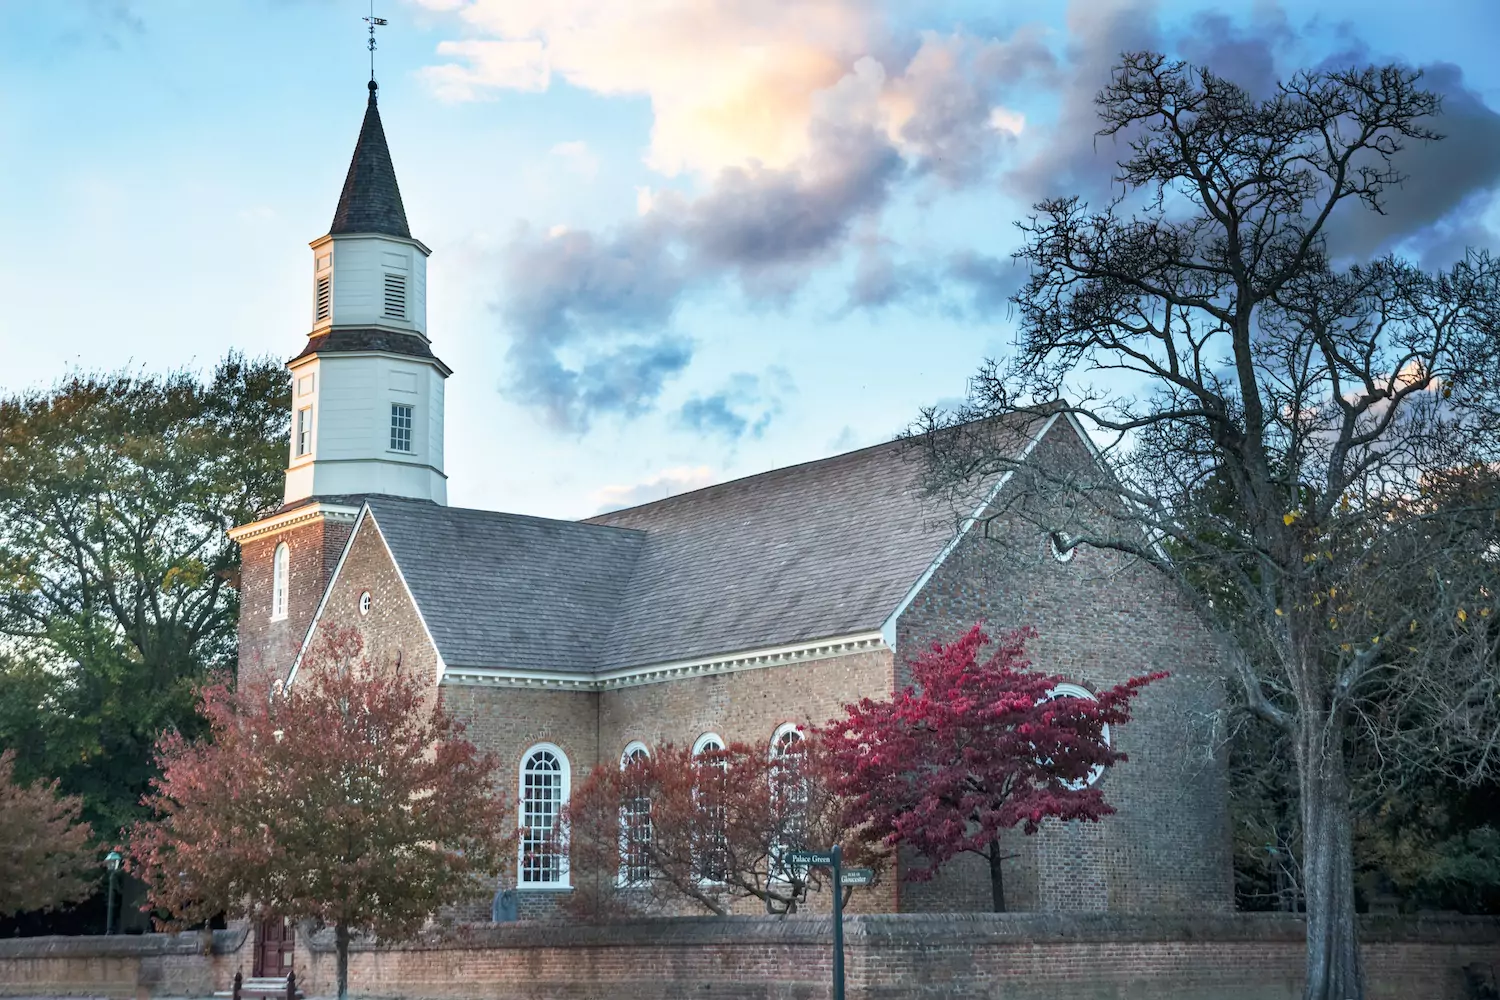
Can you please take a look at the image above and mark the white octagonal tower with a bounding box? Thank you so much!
[284,78,450,507]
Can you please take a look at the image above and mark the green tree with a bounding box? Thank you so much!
[0,354,287,837]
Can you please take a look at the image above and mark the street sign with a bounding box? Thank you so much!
[788,849,835,866]
[841,867,875,886]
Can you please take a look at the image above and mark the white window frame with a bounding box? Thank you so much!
[1043,683,1109,789]
[768,724,808,882]
[270,542,289,622]
[295,406,313,458]
[691,733,728,884]
[517,742,570,889]
[617,742,652,888]
[389,402,414,453]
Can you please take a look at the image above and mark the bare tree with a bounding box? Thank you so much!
[917,53,1500,1000]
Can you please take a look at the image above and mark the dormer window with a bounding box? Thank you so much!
[315,275,332,323]
[383,274,406,319]
[390,403,413,452]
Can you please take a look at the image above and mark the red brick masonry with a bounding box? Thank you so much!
[3,914,1496,1000]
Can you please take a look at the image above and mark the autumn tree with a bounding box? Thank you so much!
[819,624,1159,912]
[917,54,1500,999]
[0,354,288,836]
[0,749,96,918]
[129,627,513,1000]
[561,738,884,917]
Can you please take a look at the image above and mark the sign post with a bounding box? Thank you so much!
[831,844,844,1000]
[788,847,847,1000]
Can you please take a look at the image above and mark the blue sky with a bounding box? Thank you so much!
[2,0,1497,518]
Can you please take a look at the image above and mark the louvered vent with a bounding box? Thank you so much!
[383,274,407,319]
[314,275,331,322]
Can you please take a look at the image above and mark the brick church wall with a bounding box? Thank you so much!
[237,511,355,691]
[893,423,1233,915]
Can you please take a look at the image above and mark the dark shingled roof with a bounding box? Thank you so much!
[329,82,411,239]
[366,497,645,673]
[291,328,440,364]
[353,415,1043,675]
[583,438,955,670]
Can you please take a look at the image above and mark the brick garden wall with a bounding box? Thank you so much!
[7,915,1496,1000]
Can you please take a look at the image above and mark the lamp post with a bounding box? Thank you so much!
[104,850,122,936]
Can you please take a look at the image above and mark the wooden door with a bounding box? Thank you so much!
[253,917,294,978]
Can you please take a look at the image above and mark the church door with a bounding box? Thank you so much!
[253,917,295,978]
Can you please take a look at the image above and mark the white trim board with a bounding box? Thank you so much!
[226,501,360,544]
[441,632,888,692]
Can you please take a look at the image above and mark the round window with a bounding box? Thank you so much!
[1049,532,1076,563]
[358,591,372,615]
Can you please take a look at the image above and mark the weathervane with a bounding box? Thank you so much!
[363,1,388,84]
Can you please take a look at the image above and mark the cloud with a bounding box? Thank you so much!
[1325,62,1500,260]
[498,222,692,431]
[413,0,879,175]
[1004,0,1161,204]
[845,232,937,311]
[947,250,1026,315]
[593,465,720,514]
[418,39,550,100]
[678,368,794,441]
[549,141,600,180]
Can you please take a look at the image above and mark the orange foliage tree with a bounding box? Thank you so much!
[0,748,95,918]
[129,627,513,1000]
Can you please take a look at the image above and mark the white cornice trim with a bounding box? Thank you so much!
[227,502,361,543]
[287,349,453,378]
[440,631,888,692]
[879,411,1061,648]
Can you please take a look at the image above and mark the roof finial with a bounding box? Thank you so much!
[363,1,387,89]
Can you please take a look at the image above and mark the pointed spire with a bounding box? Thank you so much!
[329,81,411,238]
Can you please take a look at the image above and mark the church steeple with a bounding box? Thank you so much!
[330,81,411,239]
[280,81,449,509]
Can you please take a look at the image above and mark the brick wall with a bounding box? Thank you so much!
[237,510,356,691]
[894,424,1234,915]
[10,915,1491,1000]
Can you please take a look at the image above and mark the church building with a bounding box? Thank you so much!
[228,82,1233,927]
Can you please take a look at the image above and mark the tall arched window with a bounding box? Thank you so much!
[519,743,570,887]
[618,742,651,887]
[769,724,808,878]
[270,543,290,621]
[1043,683,1110,790]
[692,733,727,883]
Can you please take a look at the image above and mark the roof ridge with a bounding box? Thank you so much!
[368,495,645,536]
[584,433,910,523]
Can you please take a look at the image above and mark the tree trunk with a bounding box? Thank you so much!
[988,840,1006,913]
[1297,719,1363,1000]
[335,922,350,1000]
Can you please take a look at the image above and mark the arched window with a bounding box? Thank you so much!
[692,733,728,883]
[618,742,651,887]
[1043,683,1110,789]
[519,743,570,887]
[271,543,290,621]
[769,724,808,879]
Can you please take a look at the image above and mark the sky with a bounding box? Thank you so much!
[1,0,1497,519]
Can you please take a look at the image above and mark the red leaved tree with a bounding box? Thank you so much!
[561,739,885,917]
[0,748,96,918]
[819,623,1162,911]
[129,626,514,1000]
